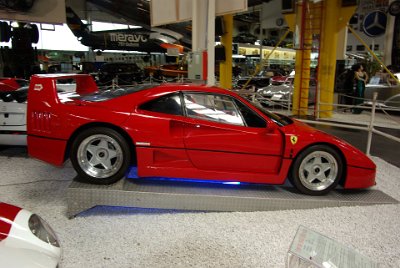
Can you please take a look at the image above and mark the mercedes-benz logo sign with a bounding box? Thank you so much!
[362,11,387,37]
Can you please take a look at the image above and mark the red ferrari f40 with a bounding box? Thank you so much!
[27,74,376,195]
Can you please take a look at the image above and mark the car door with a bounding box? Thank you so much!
[181,92,284,174]
[134,92,186,149]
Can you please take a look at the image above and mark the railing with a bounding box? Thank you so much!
[237,90,400,156]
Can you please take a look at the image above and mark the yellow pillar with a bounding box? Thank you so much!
[219,14,233,89]
[318,2,356,118]
[286,1,356,118]
[291,1,312,116]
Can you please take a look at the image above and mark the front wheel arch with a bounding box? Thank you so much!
[288,143,347,193]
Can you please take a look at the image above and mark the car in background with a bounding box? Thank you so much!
[233,33,257,44]
[270,75,288,86]
[0,83,76,146]
[235,69,285,90]
[258,77,317,106]
[97,62,145,86]
[0,86,28,146]
[26,74,376,196]
[0,78,29,93]
[0,202,61,268]
[364,73,400,108]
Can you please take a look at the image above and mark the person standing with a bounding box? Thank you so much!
[352,64,368,114]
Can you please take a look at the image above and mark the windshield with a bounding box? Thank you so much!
[251,101,293,126]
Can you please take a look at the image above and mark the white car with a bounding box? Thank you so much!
[0,202,61,268]
[0,88,27,146]
[0,84,76,146]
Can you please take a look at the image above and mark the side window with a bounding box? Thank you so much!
[183,93,244,126]
[234,99,267,128]
[140,93,183,116]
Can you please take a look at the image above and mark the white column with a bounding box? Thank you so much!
[384,0,396,65]
[192,0,207,51]
[206,0,216,86]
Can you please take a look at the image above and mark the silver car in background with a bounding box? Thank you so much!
[258,77,317,106]
[365,73,400,108]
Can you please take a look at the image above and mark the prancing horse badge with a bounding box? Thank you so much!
[290,135,298,145]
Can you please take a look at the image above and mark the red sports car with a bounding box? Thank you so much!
[27,74,376,195]
[0,78,29,92]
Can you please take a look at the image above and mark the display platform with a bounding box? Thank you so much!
[66,177,399,218]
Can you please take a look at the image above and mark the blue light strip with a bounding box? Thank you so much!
[126,166,242,185]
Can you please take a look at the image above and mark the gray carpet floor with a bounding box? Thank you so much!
[0,156,398,268]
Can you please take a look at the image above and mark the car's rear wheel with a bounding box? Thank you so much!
[70,127,131,184]
[290,145,343,195]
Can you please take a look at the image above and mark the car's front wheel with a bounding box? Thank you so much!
[70,127,131,184]
[290,145,343,195]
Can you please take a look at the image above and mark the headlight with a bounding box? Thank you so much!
[28,214,60,248]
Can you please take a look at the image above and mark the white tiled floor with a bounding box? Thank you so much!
[0,156,398,268]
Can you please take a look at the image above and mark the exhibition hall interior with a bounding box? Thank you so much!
[0,0,400,267]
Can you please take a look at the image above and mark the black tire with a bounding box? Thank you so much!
[290,145,343,195]
[0,92,13,102]
[70,127,131,185]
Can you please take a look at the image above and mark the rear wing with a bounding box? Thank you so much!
[29,73,98,103]
[28,74,98,134]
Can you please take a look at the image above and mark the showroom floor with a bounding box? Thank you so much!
[0,155,399,267]
[0,112,399,268]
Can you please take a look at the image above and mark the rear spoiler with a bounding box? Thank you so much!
[28,74,98,133]
[29,74,98,104]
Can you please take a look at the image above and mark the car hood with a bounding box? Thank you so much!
[281,119,375,170]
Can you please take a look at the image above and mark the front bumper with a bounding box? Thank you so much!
[344,165,376,189]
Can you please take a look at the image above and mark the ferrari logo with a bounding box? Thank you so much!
[290,135,298,145]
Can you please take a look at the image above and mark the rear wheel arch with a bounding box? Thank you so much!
[65,122,137,166]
